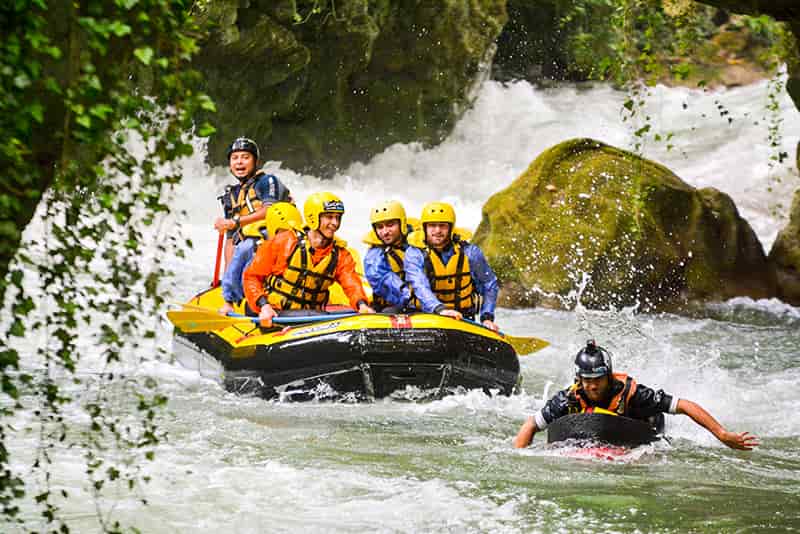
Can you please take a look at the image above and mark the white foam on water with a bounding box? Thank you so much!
[7,76,800,532]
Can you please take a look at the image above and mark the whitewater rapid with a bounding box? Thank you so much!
[173,77,799,295]
[7,77,800,533]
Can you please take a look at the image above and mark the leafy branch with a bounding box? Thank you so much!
[1,1,213,531]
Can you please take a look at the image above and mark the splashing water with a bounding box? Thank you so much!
[8,78,800,532]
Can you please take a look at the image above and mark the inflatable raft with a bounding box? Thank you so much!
[168,286,524,401]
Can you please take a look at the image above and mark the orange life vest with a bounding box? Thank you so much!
[567,373,638,416]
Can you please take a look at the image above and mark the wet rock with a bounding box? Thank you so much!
[473,138,777,310]
[699,1,800,110]
[769,189,800,305]
[195,0,506,174]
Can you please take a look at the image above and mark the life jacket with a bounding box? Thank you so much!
[567,373,638,416]
[370,242,415,310]
[229,171,267,219]
[421,236,477,316]
[264,230,342,310]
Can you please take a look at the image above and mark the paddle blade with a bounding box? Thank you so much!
[506,335,549,355]
[166,310,254,333]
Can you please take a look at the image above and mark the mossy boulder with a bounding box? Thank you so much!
[769,189,800,305]
[473,139,777,310]
[195,0,506,173]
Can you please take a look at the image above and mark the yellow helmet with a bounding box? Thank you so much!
[240,221,268,239]
[370,200,408,236]
[420,201,456,227]
[304,192,345,230]
[266,202,302,237]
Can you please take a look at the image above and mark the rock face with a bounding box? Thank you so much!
[195,0,506,173]
[698,1,800,110]
[769,190,800,305]
[473,139,777,310]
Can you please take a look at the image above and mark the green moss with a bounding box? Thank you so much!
[475,138,775,310]
[196,0,506,173]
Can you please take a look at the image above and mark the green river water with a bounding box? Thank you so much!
[6,79,800,532]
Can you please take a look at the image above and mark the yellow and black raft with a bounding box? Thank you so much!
[167,286,548,401]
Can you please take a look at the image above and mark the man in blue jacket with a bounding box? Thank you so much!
[404,201,499,331]
[363,200,415,313]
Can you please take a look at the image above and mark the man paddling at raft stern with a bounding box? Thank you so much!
[513,340,760,451]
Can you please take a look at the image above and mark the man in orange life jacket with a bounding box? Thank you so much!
[214,137,291,268]
[243,192,374,328]
[513,340,760,451]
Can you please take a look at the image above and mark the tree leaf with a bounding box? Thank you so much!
[133,47,154,65]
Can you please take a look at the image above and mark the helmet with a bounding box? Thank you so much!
[574,340,613,378]
[226,137,260,162]
[370,200,408,236]
[304,192,345,230]
[420,201,456,227]
[240,221,269,239]
[266,202,302,237]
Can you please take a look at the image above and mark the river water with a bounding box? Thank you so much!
[7,78,800,532]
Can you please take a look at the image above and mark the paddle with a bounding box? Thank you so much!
[464,319,549,355]
[212,232,224,288]
[166,309,357,333]
[502,334,549,355]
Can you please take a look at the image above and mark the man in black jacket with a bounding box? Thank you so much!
[513,340,760,451]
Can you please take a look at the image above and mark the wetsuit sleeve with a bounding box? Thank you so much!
[334,248,369,309]
[533,388,572,429]
[626,384,675,419]
[243,236,279,312]
[364,247,409,307]
[403,246,444,313]
[254,174,291,203]
[465,243,499,319]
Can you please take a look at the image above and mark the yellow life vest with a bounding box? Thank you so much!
[229,172,265,218]
[384,245,405,276]
[265,231,342,310]
[370,243,412,310]
[421,237,477,316]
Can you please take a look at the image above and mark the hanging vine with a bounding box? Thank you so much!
[0,1,213,531]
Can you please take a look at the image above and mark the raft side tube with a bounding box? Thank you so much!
[176,326,518,400]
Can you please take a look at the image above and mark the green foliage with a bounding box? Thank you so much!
[555,0,792,84]
[292,0,345,25]
[0,0,212,531]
